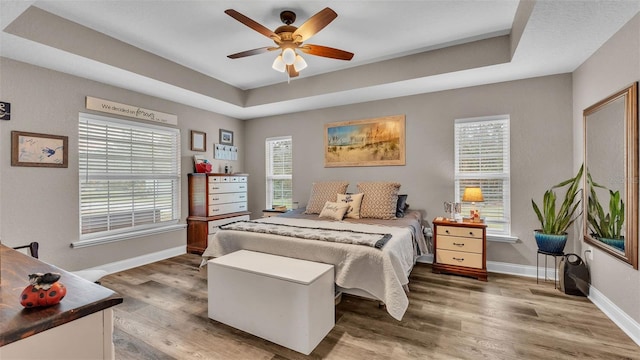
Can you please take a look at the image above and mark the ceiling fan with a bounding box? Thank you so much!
[225,7,354,78]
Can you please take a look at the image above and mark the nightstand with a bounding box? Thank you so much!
[432,218,487,281]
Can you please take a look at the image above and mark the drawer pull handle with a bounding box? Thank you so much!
[212,198,219,201]
[212,187,220,190]
[445,230,450,234]
[212,208,219,212]
[469,231,474,236]
[452,257,464,262]
[453,242,464,247]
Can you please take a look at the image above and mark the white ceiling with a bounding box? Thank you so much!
[1,1,639,119]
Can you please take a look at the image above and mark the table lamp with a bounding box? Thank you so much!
[462,187,484,222]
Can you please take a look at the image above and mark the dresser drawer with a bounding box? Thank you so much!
[437,235,483,253]
[209,192,247,204]
[209,176,247,183]
[209,182,247,194]
[438,225,483,239]
[208,214,250,233]
[436,249,483,269]
[208,202,248,216]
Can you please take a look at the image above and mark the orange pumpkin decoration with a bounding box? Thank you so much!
[20,273,67,308]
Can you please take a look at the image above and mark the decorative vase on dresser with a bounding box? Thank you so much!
[187,173,250,254]
[432,217,488,281]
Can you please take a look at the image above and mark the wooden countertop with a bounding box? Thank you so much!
[0,244,123,347]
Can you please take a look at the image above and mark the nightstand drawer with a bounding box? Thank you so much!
[438,225,483,239]
[437,235,483,253]
[436,249,483,269]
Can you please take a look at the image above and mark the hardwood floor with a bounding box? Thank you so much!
[101,254,640,359]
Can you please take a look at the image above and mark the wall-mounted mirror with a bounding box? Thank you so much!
[583,82,638,269]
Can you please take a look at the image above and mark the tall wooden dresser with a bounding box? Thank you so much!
[432,218,487,281]
[187,173,250,254]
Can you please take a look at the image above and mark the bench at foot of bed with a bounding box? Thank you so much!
[208,250,335,355]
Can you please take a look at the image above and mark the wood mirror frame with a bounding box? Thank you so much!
[583,82,638,269]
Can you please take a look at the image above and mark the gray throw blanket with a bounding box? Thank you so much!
[219,220,391,249]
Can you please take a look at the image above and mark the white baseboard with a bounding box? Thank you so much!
[588,286,640,346]
[416,255,640,347]
[81,245,186,275]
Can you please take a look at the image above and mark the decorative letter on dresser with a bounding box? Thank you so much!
[187,173,250,254]
[432,218,487,281]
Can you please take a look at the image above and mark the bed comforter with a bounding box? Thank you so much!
[202,210,427,320]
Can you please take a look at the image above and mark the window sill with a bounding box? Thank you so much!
[71,224,186,249]
[487,234,519,243]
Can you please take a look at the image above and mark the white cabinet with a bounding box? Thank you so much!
[208,250,334,355]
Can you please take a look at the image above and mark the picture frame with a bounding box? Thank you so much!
[190,130,206,152]
[324,114,405,167]
[11,131,68,168]
[219,128,234,146]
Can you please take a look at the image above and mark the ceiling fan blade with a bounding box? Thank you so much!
[225,9,280,40]
[300,44,354,60]
[286,65,299,78]
[227,47,276,59]
[292,7,337,42]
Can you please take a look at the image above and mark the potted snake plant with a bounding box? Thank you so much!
[531,164,583,254]
[587,172,625,251]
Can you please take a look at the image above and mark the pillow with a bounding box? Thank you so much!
[396,194,409,218]
[337,193,364,219]
[357,182,401,219]
[319,201,350,221]
[304,181,349,214]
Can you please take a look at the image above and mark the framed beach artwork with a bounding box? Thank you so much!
[324,114,406,167]
[11,131,68,168]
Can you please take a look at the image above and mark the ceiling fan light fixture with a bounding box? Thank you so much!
[293,54,307,72]
[282,48,296,65]
[272,55,286,72]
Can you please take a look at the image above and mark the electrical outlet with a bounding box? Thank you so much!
[585,245,593,260]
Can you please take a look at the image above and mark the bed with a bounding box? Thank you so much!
[201,182,428,321]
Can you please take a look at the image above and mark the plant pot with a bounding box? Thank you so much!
[599,236,625,251]
[534,230,567,254]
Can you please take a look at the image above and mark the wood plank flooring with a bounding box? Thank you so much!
[100,254,640,359]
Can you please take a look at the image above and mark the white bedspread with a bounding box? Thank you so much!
[202,216,416,320]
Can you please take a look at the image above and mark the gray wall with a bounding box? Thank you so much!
[245,74,574,266]
[0,58,245,270]
[573,13,640,323]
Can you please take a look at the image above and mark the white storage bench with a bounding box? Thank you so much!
[207,250,335,355]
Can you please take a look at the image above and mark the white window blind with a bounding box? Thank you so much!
[78,113,180,240]
[455,115,511,235]
[265,136,292,209]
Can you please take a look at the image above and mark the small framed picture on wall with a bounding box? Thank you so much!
[219,129,233,146]
[190,130,206,152]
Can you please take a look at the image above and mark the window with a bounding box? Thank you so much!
[77,113,181,246]
[266,136,292,209]
[455,115,510,236]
